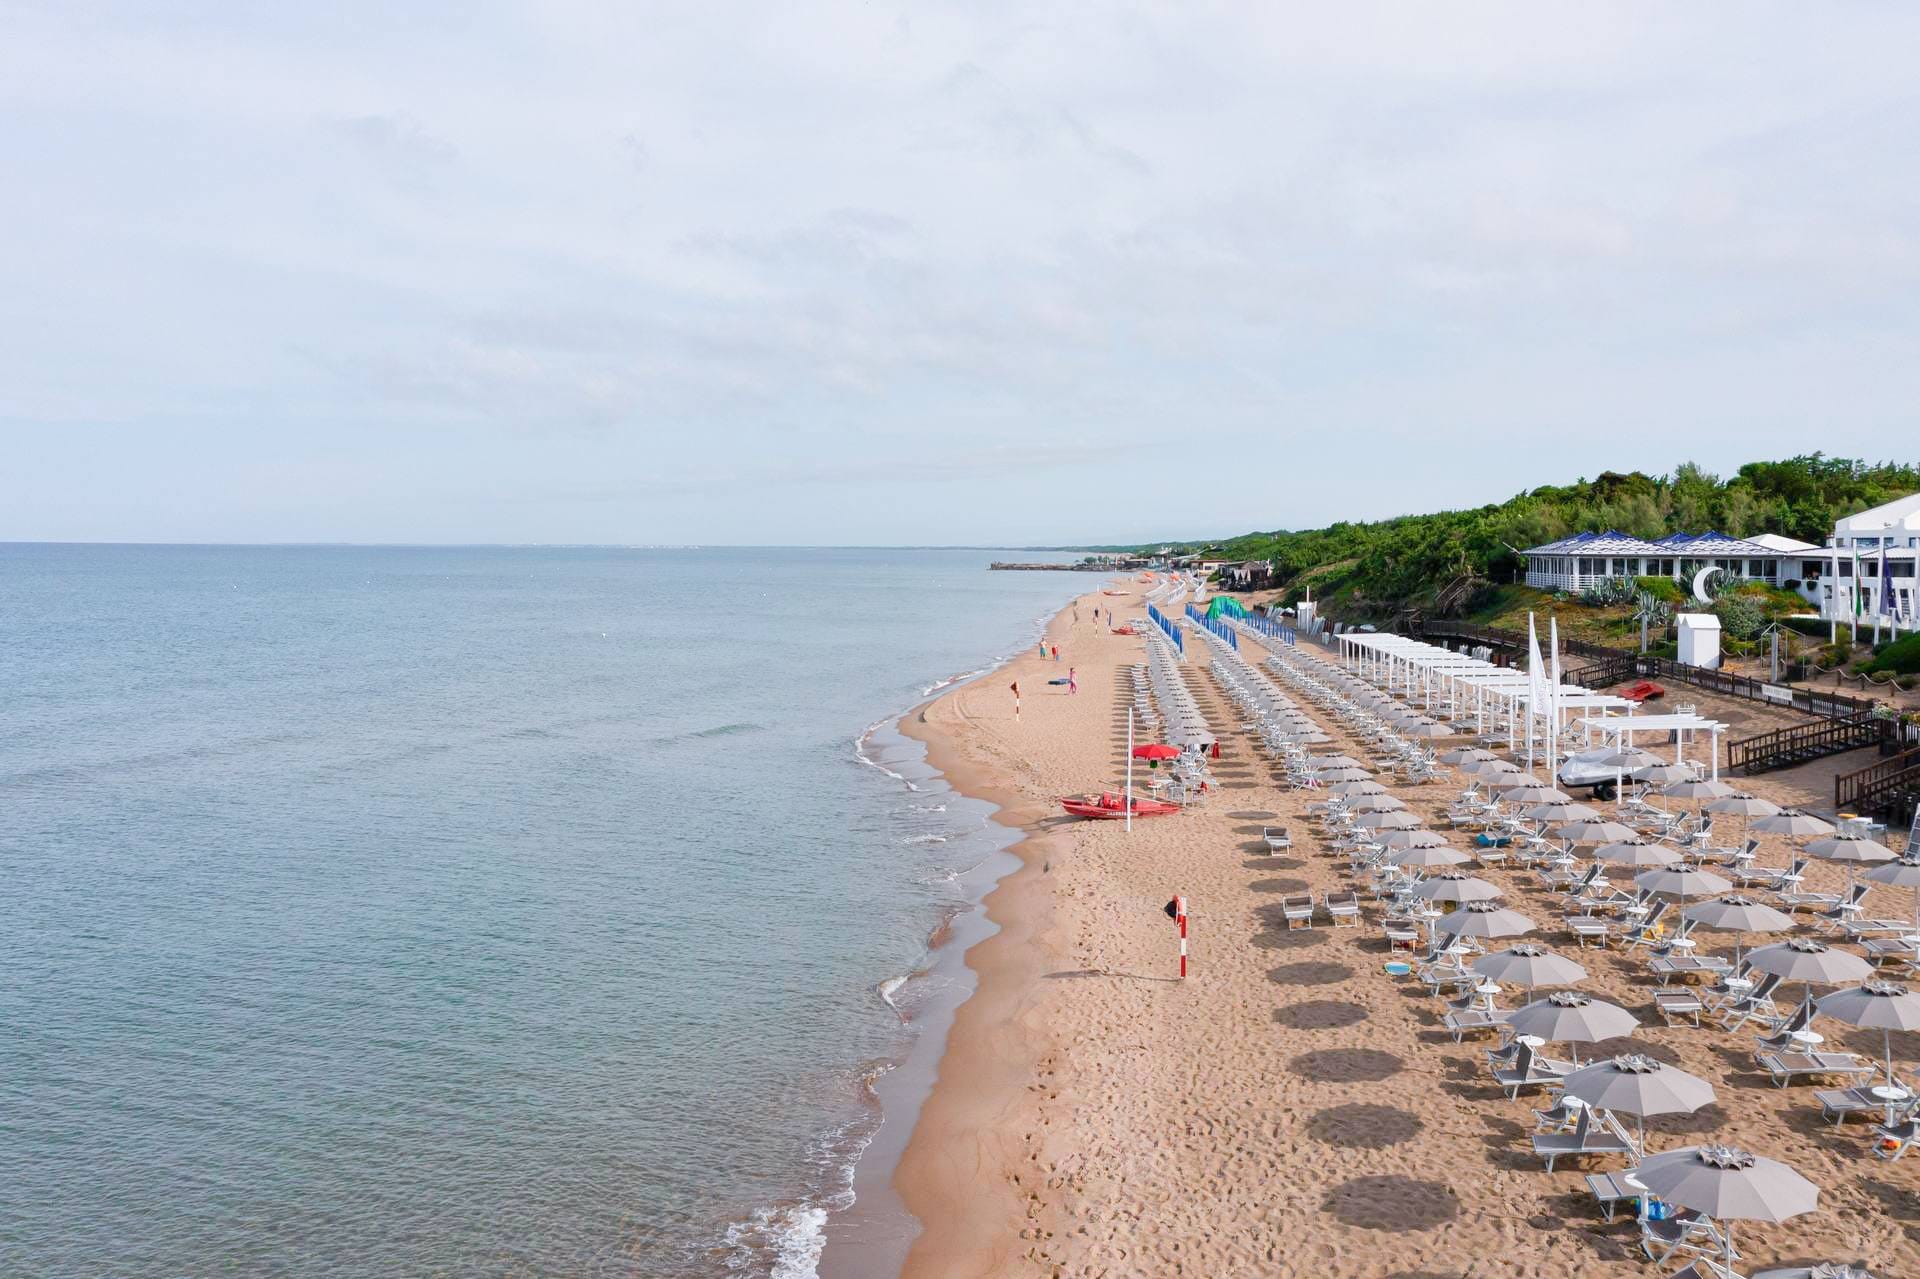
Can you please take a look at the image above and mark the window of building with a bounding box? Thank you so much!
[1802,561,1824,579]
[1839,561,1853,577]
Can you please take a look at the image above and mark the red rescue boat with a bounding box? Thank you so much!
[1059,792,1181,820]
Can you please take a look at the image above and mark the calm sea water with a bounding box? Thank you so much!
[0,545,1086,1278]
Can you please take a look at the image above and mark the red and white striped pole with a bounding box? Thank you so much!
[1175,894,1188,979]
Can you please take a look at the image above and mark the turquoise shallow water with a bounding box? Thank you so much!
[0,545,1085,1278]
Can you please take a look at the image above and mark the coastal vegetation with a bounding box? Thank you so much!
[1169,455,1920,624]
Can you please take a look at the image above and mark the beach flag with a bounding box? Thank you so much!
[1548,616,1562,779]
[1526,613,1547,767]
[1881,544,1895,623]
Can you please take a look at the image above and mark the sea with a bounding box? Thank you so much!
[0,544,1089,1279]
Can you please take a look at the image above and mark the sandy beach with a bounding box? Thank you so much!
[886,586,1920,1278]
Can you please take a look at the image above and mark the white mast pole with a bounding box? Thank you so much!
[1126,708,1134,833]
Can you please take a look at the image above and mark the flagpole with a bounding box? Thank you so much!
[1126,709,1134,833]
[1549,616,1562,785]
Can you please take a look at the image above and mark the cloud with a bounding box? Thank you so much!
[3,2,1919,544]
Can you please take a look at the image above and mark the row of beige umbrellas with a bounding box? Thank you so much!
[1304,648,1911,1269]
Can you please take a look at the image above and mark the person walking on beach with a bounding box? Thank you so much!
[1051,643,1059,661]
[1068,667,1077,694]
[1010,681,1020,718]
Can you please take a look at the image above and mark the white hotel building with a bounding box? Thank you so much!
[1521,490,1920,624]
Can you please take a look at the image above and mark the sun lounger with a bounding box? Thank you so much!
[1641,1211,1731,1266]
[1874,1117,1920,1159]
[1841,916,1913,938]
[1864,935,1920,964]
[1756,1051,1875,1088]
[1325,891,1360,927]
[1442,1007,1509,1042]
[1281,894,1316,929]
[1585,1169,1650,1222]
[1263,826,1291,852]
[1817,1086,1891,1124]
[1717,973,1784,1031]
[1649,954,1732,986]
[1565,916,1613,949]
[1493,1043,1575,1098]
[1533,1107,1635,1171]
[1655,989,1705,1027]
[1811,884,1872,930]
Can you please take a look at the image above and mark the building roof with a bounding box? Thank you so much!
[1523,529,1666,556]
[1523,528,1791,557]
[1834,491,1920,535]
[1747,532,1822,554]
[1654,530,1774,555]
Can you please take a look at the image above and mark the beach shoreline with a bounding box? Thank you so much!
[832,580,1920,1279]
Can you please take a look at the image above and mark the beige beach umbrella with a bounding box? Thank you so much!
[1806,833,1895,903]
[1633,1145,1818,1264]
[1864,855,1920,931]
[1505,991,1639,1066]
[1471,944,1587,990]
[1706,794,1783,820]
[1635,864,1733,926]
[1527,801,1603,825]
[1661,778,1739,809]
[1439,746,1498,764]
[1682,894,1794,967]
[1750,938,1874,1027]
[1327,779,1388,796]
[1816,980,1920,1091]
[1432,900,1535,942]
[1632,762,1699,788]
[1412,872,1502,904]
[1592,840,1682,869]
[1557,819,1642,846]
[1310,755,1368,770]
[1379,828,1449,850]
[1317,767,1371,783]
[1460,759,1523,778]
[1346,793,1407,813]
[1356,810,1421,831]
[1401,721,1457,740]
[1386,845,1472,869]
[1502,784,1572,805]
[1750,810,1836,840]
[1561,1054,1714,1158]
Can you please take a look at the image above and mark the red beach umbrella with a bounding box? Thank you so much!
[1132,744,1180,760]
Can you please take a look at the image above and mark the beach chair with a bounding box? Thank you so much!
[1756,1051,1874,1089]
[1781,880,1857,915]
[1812,884,1872,930]
[1492,1042,1575,1099]
[1864,935,1920,965]
[1642,917,1698,958]
[1648,954,1732,987]
[1442,1006,1509,1042]
[1282,894,1317,929]
[1732,856,1808,894]
[1655,988,1705,1027]
[1873,1117,1920,1159]
[1817,1086,1889,1125]
[1620,901,1674,950]
[1718,972,1784,1031]
[1263,826,1291,853]
[1325,891,1361,927]
[1752,1002,1814,1052]
[1533,1106,1635,1171]
[1841,913,1914,939]
[1531,1097,1581,1132]
[1640,1211,1733,1267]
[1565,915,1614,950]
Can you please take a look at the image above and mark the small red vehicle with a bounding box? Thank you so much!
[1619,680,1667,703]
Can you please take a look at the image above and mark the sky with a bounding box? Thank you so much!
[4,2,1919,546]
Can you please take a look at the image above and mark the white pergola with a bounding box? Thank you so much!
[1575,713,1729,780]
[1337,632,1637,759]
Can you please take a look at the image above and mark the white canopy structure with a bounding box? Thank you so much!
[1335,632,1637,760]
[1575,713,1729,779]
